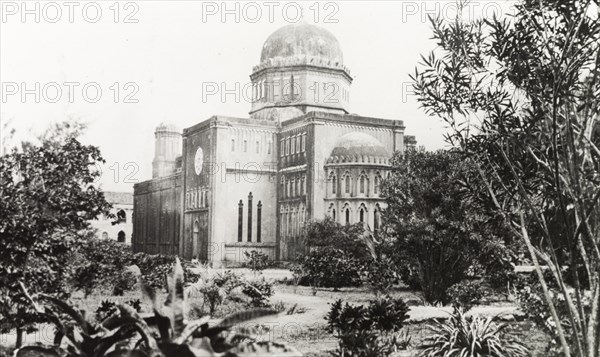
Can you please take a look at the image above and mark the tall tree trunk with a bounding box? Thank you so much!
[16,326,23,348]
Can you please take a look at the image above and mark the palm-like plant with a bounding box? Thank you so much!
[419,308,530,357]
[15,259,302,357]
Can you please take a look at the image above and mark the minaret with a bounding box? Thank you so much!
[152,122,182,178]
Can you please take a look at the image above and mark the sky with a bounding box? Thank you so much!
[0,0,518,192]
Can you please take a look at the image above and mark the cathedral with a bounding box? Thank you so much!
[132,22,416,264]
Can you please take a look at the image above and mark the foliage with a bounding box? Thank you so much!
[112,270,138,296]
[70,237,135,296]
[304,217,372,261]
[363,256,399,295]
[326,296,410,356]
[411,0,600,355]
[71,238,198,294]
[294,219,383,289]
[447,280,485,311]
[420,307,530,357]
[241,278,274,307]
[94,299,141,323]
[0,121,112,345]
[15,259,302,356]
[243,250,273,273]
[294,247,363,288]
[381,149,515,304]
[515,272,592,356]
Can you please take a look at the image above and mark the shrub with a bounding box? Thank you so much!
[132,252,200,289]
[94,299,141,323]
[363,256,398,295]
[294,247,363,288]
[447,280,485,311]
[420,307,530,357]
[243,250,273,273]
[294,218,373,289]
[71,238,134,296]
[112,270,137,296]
[242,278,274,307]
[514,272,588,355]
[16,259,302,357]
[326,296,410,356]
[187,270,244,314]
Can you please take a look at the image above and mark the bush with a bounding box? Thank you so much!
[94,299,141,323]
[447,280,485,311]
[326,296,410,356]
[243,250,273,273]
[294,247,363,288]
[132,252,200,290]
[514,271,589,356]
[186,270,246,315]
[420,307,529,357]
[71,238,134,296]
[112,270,137,296]
[242,278,274,307]
[293,218,373,289]
[363,256,398,295]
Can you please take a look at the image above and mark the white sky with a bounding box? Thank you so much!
[0,0,517,192]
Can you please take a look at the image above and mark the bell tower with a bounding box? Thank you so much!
[152,122,182,178]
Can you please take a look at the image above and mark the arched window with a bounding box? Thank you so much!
[332,209,336,221]
[301,175,306,195]
[280,206,285,235]
[243,140,248,152]
[360,175,365,194]
[117,230,126,243]
[291,135,296,153]
[102,231,108,240]
[247,192,253,242]
[373,172,381,195]
[117,209,127,223]
[374,205,381,233]
[257,201,262,242]
[344,172,351,194]
[345,208,350,225]
[296,135,301,153]
[231,139,235,152]
[329,172,337,195]
[360,209,365,223]
[291,177,296,197]
[238,200,243,242]
[295,177,299,196]
[280,139,285,157]
[268,140,272,154]
[193,220,200,259]
[280,176,285,197]
[302,133,306,152]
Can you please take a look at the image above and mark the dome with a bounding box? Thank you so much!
[155,122,181,133]
[260,22,343,65]
[328,132,390,164]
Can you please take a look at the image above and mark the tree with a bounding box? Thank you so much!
[380,149,515,304]
[411,1,600,355]
[0,121,111,346]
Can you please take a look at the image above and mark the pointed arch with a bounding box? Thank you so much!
[193,220,200,259]
[374,204,382,233]
[343,171,351,194]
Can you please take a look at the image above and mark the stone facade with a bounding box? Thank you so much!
[133,23,416,264]
[90,191,133,244]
